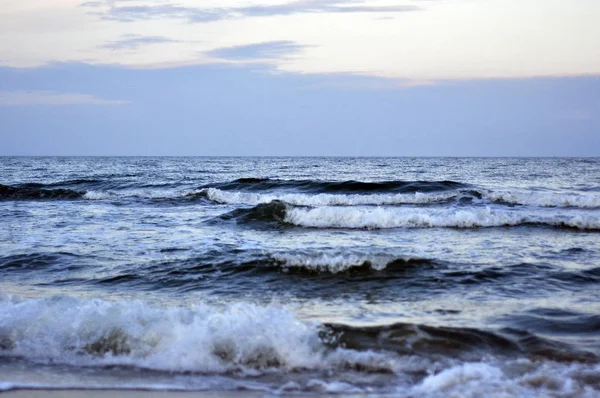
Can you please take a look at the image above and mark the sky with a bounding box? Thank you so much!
[0,0,599,156]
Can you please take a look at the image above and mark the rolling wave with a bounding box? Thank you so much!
[271,253,433,274]
[487,190,600,208]
[196,187,464,206]
[87,252,436,290]
[199,186,600,208]
[3,177,599,210]
[217,201,600,230]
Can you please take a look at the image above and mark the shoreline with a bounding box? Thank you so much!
[1,389,266,398]
[0,389,374,398]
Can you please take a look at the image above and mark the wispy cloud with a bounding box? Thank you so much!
[83,0,421,23]
[100,34,180,50]
[232,1,420,17]
[207,41,309,61]
[0,91,129,106]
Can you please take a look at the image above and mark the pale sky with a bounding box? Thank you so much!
[1,0,599,156]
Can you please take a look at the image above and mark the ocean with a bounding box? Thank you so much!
[1,156,599,397]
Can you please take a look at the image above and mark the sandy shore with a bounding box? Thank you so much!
[1,390,266,398]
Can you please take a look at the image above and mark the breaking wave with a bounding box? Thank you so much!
[1,295,599,396]
[0,295,404,375]
[0,295,596,373]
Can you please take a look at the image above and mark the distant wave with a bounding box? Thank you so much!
[271,253,433,274]
[486,190,600,208]
[17,179,102,188]
[195,187,465,206]
[90,252,435,287]
[201,178,467,194]
[3,177,600,209]
[0,252,85,272]
[6,249,596,293]
[0,184,83,200]
[83,189,192,200]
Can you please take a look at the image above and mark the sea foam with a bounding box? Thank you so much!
[485,190,600,208]
[272,252,427,273]
[284,206,600,230]
[0,295,390,374]
[201,187,600,209]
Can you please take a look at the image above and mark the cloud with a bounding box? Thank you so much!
[84,0,421,23]
[80,1,104,7]
[100,34,179,50]
[0,91,129,106]
[207,41,309,61]
[95,4,222,23]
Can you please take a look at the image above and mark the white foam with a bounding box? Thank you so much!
[411,361,600,398]
[201,188,457,207]
[414,363,504,394]
[284,206,600,230]
[0,382,14,391]
[272,252,420,273]
[2,296,600,395]
[83,189,191,200]
[485,190,600,208]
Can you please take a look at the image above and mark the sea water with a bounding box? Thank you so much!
[1,157,599,396]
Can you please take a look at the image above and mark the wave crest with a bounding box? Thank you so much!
[202,178,466,194]
[284,206,600,230]
[0,296,325,373]
[487,190,600,208]
[273,253,432,274]
[199,187,461,206]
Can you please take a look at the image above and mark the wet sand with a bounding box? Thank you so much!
[1,390,265,398]
[0,390,372,398]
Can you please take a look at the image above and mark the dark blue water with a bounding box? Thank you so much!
[1,157,600,396]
